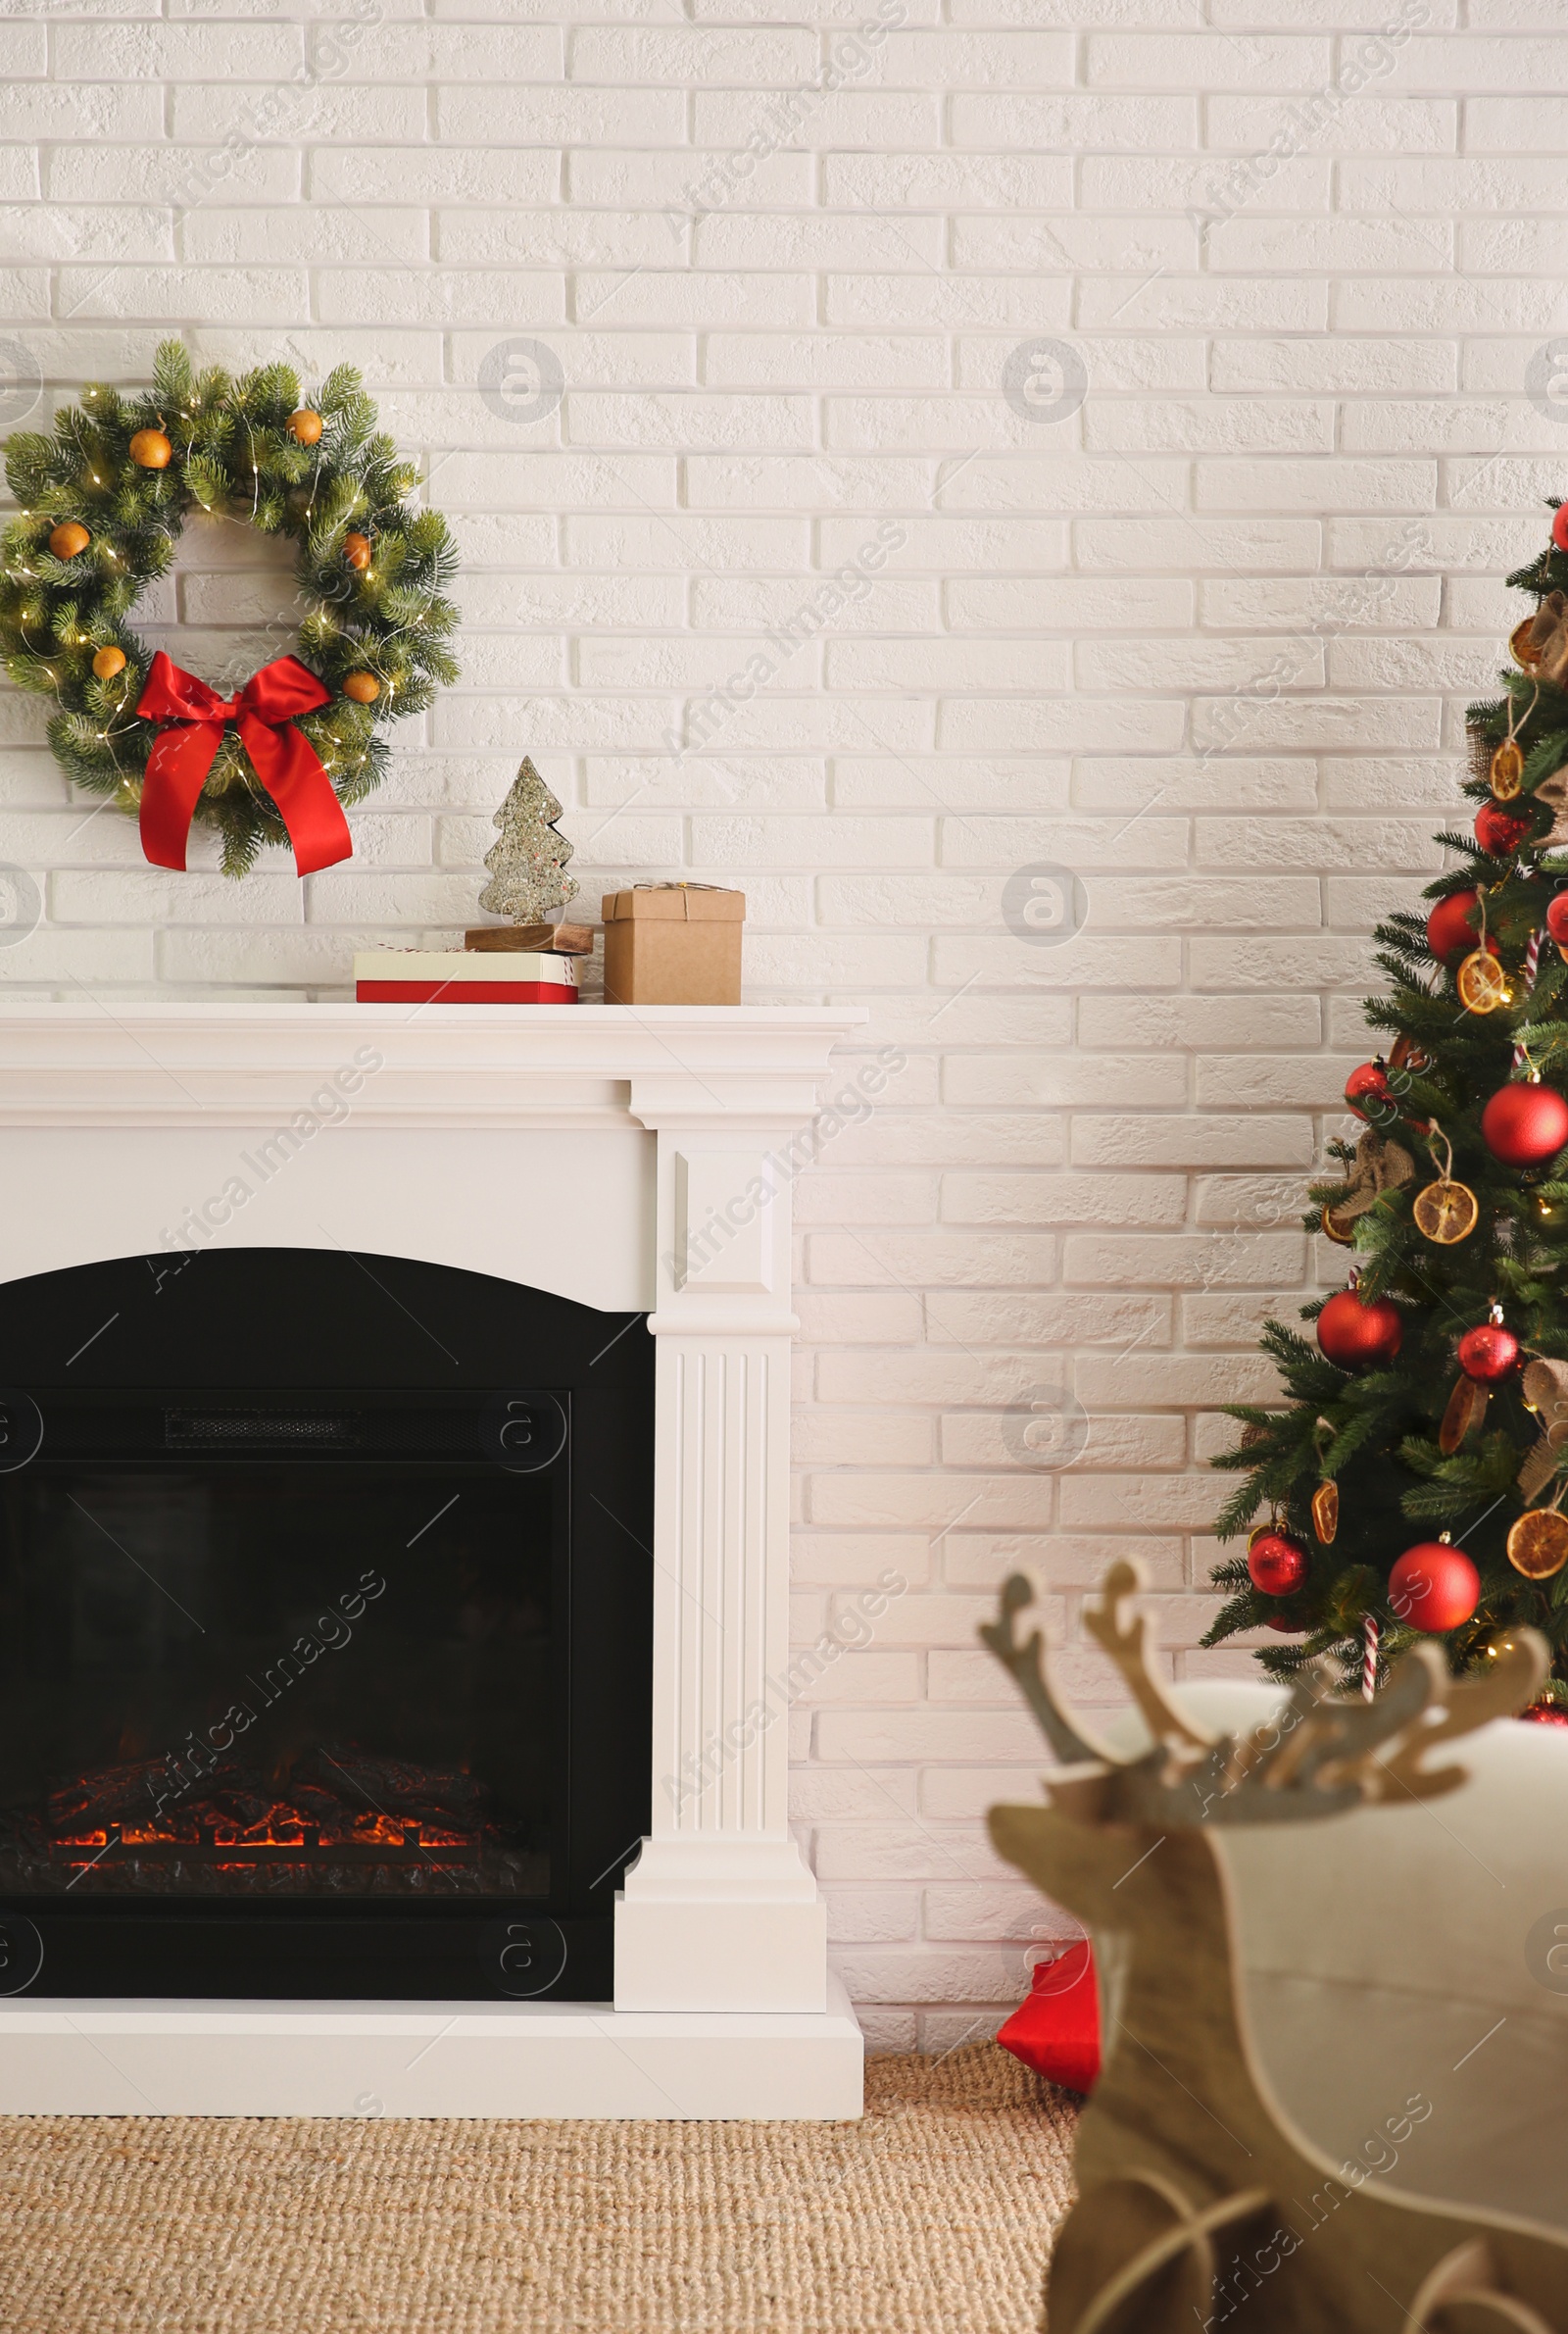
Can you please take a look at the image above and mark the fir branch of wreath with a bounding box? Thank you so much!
[0,338,460,878]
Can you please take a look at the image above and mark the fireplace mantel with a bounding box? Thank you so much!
[0,1003,865,1315]
[0,1002,868,2117]
[0,1002,859,1129]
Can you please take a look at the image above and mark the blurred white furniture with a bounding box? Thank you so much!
[988,1564,1568,2333]
[1176,1679,1568,2240]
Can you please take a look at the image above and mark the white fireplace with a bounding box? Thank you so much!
[0,1002,866,2117]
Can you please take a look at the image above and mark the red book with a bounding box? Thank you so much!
[353,951,578,1006]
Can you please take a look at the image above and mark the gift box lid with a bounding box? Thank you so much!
[603,883,745,923]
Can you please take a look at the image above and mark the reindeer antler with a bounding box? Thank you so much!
[1250,1645,1440,1794]
[1373,1631,1548,1803]
[982,1560,1554,1830]
[1082,1560,1216,1756]
[979,1574,1111,1767]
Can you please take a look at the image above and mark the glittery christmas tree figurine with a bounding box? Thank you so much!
[477,756,578,925]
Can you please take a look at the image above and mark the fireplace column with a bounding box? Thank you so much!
[614,1082,830,2012]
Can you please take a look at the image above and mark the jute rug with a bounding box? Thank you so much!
[0,2043,1076,2334]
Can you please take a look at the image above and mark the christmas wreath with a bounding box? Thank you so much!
[0,339,460,876]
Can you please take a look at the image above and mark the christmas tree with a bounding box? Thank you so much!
[476,756,578,924]
[1207,501,1568,1712]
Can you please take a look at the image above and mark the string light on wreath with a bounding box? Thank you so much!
[0,339,461,878]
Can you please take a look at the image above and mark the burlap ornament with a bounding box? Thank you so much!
[1531,764,1568,850]
[1518,1355,1568,1501]
[1319,1129,1416,1240]
[1523,590,1568,689]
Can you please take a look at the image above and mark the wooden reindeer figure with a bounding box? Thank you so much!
[984,1561,1568,2334]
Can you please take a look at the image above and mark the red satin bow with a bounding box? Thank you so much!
[134,651,353,875]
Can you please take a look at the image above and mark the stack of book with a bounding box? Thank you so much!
[354,949,580,1005]
[354,923,598,1005]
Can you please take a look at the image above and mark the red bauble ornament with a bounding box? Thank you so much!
[1456,1321,1519,1382]
[1345,1061,1393,1120]
[1553,505,1568,555]
[1547,893,1568,946]
[1248,1530,1309,1597]
[1482,1080,1568,1168]
[1264,1614,1302,1632]
[1426,889,1488,964]
[1388,1542,1480,1634]
[1316,1289,1402,1369]
[1475,801,1532,857]
[1522,1700,1568,1728]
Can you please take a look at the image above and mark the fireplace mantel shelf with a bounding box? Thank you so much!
[0,1003,869,1129]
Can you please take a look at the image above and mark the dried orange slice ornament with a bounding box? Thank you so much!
[1311,1480,1339,1545]
[1413,1122,1479,1246]
[1439,1374,1488,1456]
[1412,1178,1478,1245]
[1492,739,1525,799]
[1456,948,1510,1014]
[1507,1507,1568,1579]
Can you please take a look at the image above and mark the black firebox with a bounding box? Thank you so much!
[0,1248,654,2001]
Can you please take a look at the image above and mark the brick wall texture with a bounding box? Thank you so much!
[0,0,1560,2048]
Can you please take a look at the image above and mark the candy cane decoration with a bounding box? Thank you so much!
[1362,1614,1379,1703]
[1513,932,1544,1075]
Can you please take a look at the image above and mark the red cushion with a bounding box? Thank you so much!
[997,1939,1100,2093]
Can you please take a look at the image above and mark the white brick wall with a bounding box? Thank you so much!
[0,0,1559,2050]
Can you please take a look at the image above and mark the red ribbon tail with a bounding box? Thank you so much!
[237,710,353,876]
[139,721,224,872]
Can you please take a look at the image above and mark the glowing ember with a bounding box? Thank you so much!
[1,1744,546,1897]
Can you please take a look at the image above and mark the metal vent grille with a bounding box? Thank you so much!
[165,1412,359,1447]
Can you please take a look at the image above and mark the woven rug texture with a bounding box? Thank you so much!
[0,2042,1077,2334]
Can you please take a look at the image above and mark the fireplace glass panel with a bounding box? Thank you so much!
[0,1403,562,1902]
